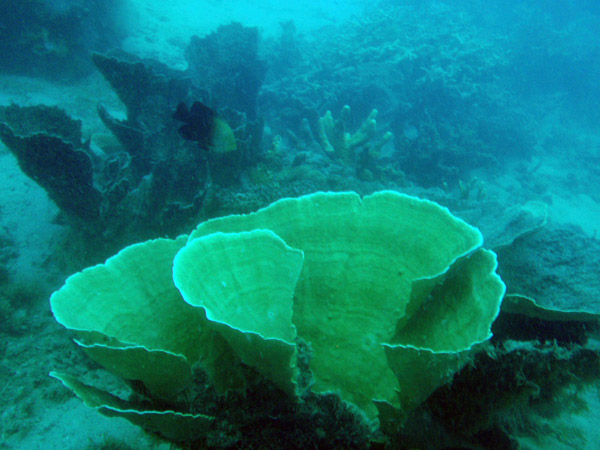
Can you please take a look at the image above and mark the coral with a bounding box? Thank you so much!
[258,3,537,188]
[0,123,102,222]
[383,289,600,450]
[496,223,600,314]
[315,105,393,166]
[0,35,265,253]
[185,22,267,120]
[50,190,504,444]
[458,177,487,201]
[91,52,192,127]
[0,104,82,144]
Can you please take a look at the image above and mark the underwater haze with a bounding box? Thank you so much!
[1,0,600,449]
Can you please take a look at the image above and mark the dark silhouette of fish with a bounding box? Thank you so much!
[174,101,236,153]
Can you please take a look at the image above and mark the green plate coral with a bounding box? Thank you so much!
[50,190,505,439]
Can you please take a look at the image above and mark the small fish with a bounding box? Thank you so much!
[174,101,236,153]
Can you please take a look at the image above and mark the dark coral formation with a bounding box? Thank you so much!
[258,4,536,187]
[0,124,102,222]
[185,23,267,120]
[0,24,270,257]
[92,52,192,127]
[496,224,600,314]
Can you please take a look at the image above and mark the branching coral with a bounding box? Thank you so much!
[315,105,393,165]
